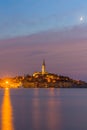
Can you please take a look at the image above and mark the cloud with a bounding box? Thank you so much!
[0,24,87,80]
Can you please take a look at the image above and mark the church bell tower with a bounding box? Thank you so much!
[42,59,46,75]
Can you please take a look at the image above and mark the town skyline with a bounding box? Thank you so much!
[0,59,86,82]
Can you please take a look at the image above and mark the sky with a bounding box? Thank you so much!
[0,0,87,81]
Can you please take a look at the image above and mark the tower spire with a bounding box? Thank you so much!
[42,59,46,75]
[43,59,45,66]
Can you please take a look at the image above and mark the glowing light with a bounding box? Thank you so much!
[6,88,9,90]
[80,16,84,22]
[6,81,9,84]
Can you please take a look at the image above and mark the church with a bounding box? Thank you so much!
[33,60,59,83]
[33,60,48,77]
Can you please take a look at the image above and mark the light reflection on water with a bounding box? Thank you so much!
[32,88,40,129]
[32,88,61,130]
[1,88,87,130]
[47,88,61,130]
[1,88,14,130]
[9,88,61,130]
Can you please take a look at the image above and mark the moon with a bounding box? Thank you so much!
[80,16,84,22]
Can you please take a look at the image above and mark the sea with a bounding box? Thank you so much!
[0,88,87,130]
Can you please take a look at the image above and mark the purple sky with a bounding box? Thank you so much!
[0,0,87,81]
[0,24,87,81]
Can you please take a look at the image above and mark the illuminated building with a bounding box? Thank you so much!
[42,59,46,75]
[33,60,48,77]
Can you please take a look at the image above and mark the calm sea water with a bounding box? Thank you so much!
[0,88,87,130]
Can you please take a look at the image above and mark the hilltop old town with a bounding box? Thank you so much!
[0,60,87,88]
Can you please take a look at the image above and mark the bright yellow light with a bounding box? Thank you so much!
[5,88,9,90]
[5,81,9,84]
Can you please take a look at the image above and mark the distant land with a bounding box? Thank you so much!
[0,60,87,88]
